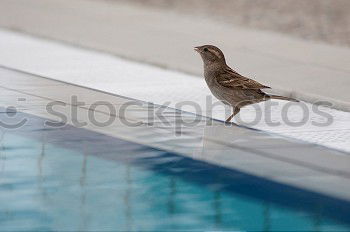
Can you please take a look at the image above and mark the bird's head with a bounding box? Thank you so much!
[194,45,226,66]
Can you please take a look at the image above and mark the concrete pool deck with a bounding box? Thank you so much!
[0,0,349,111]
[0,29,349,153]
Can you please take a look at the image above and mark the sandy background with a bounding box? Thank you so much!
[110,0,350,47]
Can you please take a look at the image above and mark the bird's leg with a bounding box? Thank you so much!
[225,114,235,123]
[225,107,241,122]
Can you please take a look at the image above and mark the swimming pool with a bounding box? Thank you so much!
[0,110,349,231]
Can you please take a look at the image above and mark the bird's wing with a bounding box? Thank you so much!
[217,66,271,90]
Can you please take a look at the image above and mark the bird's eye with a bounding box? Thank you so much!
[203,48,209,52]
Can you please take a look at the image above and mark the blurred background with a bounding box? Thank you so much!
[0,0,349,111]
[113,0,350,46]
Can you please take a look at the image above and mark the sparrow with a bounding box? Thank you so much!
[194,45,298,122]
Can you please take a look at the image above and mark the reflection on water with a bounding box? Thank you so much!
[124,165,133,231]
[0,132,349,231]
[78,150,88,231]
[0,131,5,179]
[213,191,222,227]
[263,202,271,232]
[167,177,176,215]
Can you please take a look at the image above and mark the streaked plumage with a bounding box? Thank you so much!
[194,45,298,122]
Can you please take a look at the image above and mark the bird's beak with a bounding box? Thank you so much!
[194,47,200,52]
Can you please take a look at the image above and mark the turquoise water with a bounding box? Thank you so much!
[0,132,349,231]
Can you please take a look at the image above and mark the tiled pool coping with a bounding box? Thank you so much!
[0,66,350,207]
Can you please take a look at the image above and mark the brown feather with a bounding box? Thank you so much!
[217,66,271,90]
[195,44,298,122]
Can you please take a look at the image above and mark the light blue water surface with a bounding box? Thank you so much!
[0,132,349,231]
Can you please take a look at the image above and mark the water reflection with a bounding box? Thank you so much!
[0,130,6,177]
[37,133,47,199]
[0,123,349,231]
[167,177,176,215]
[123,165,133,231]
[213,191,222,227]
[79,150,88,231]
[0,131,349,231]
[201,124,350,229]
[263,202,271,232]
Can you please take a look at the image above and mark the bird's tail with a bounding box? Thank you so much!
[269,95,299,102]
